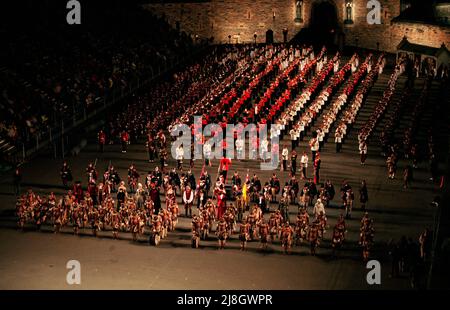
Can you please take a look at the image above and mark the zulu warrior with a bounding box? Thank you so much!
[359,213,374,261]
[280,222,294,254]
[331,214,346,257]
[295,207,309,245]
[216,217,228,249]
[259,218,270,250]
[239,218,251,250]
[308,221,320,256]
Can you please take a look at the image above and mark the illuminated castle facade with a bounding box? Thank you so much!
[145,0,450,52]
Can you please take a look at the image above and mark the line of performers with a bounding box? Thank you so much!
[16,183,374,259]
[16,188,177,245]
[25,160,374,259]
[192,195,374,259]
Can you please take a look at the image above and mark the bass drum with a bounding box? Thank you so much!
[149,233,161,246]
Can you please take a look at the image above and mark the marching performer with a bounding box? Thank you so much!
[313,152,321,184]
[295,207,309,245]
[127,164,140,193]
[259,218,270,250]
[281,146,289,171]
[111,210,121,239]
[216,217,228,249]
[86,161,98,184]
[120,129,130,153]
[280,222,294,254]
[359,180,368,211]
[331,214,346,257]
[182,185,194,218]
[60,161,73,188]
[239,218,251,250]
[359,213,374,261]
[300,152,308,179]
[344,188,354,219]
[176,144,184,171]
[309,135,319,163]
[359,140,368,165]
[269,173,280,203]
[308,221,320,255]
[215,183,227,219]
[191,215,202,248]
[98,129,106,153]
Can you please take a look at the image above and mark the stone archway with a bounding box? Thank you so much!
[309,0,339,47]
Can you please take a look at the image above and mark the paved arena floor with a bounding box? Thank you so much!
[0,131,442,289]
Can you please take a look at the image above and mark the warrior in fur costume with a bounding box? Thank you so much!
[259,218,270,250]
[216,217,228,249]
[239,218,251,250]
[280,222,294,254]
[331,214,346,257]
[308,221,320,255]
[359,213,374,261]
[295,207,310,245]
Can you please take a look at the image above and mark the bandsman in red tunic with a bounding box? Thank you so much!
[98,130,106,153]
[215,183,227,219]
[120,130,130,153]
[313,152,321,184]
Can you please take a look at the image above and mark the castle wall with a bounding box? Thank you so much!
[144,0,450,52]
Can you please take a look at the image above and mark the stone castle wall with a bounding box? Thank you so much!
[144,0,450,52]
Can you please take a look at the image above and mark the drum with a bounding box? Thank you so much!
[149,232,161,246]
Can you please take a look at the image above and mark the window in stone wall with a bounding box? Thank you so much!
[295,0,303,23]
[344,0,354,24]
